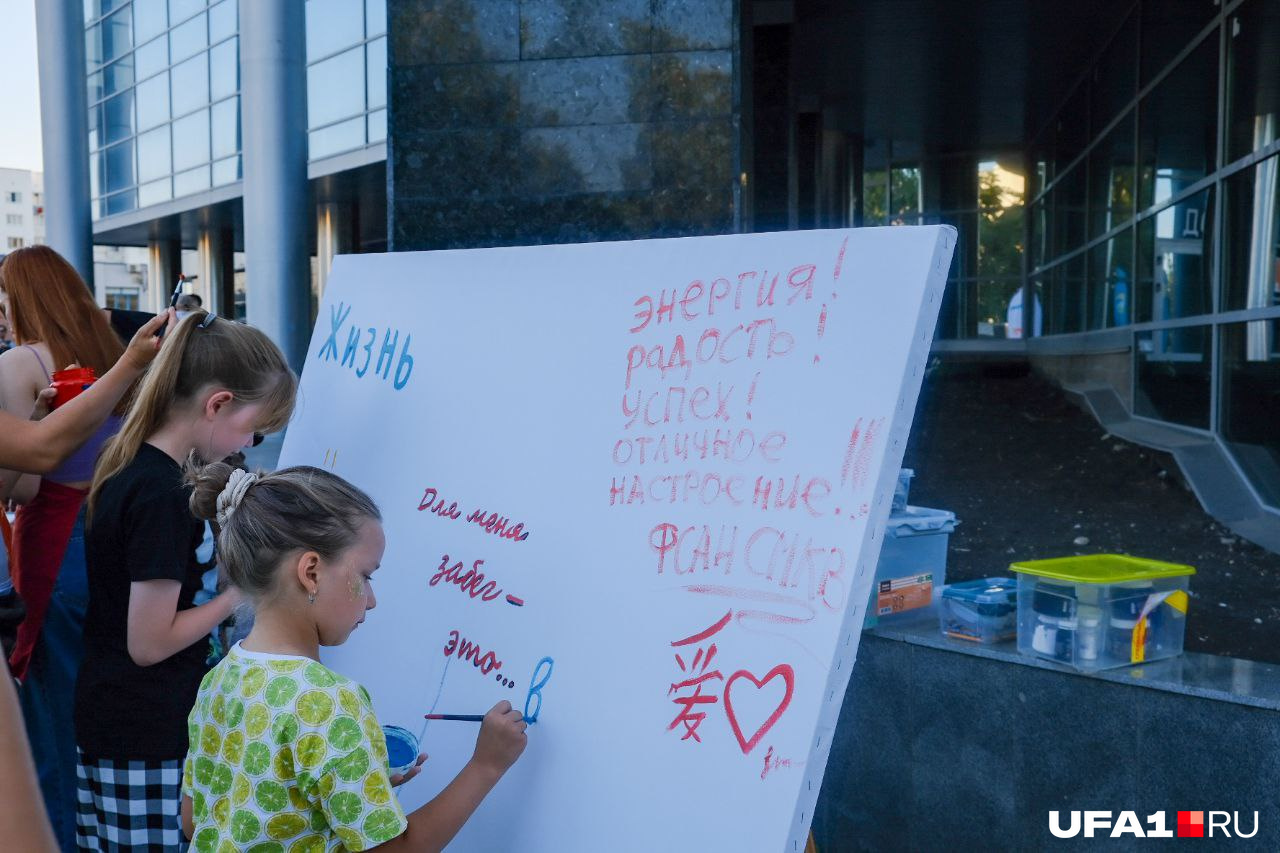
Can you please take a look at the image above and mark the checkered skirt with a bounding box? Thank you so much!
[75,751,186,851]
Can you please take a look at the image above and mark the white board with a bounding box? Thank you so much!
[278,226,955,852]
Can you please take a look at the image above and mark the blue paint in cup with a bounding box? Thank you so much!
[382,725,419,776]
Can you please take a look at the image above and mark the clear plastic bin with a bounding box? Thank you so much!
[892,469,915,511]
[1011,555,1195,672]
[869,505,958,626]
[939,577,1017,644]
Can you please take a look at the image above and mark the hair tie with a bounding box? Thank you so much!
[216,468,258,528]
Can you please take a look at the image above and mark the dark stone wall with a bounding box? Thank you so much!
[816,634,1280,852]
[387,0,739,250]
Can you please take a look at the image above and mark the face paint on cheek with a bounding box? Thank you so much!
[349,576,364,602]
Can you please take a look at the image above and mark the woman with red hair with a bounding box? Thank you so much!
[0,244,137,850]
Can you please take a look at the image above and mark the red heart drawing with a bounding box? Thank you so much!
[723,664,795,754]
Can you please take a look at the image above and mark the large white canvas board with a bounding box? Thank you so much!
[278,226,955,852]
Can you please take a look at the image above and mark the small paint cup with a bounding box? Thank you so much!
[382,725,419,777]
[50,366,96,409]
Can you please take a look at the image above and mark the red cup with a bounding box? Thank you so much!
[51,367,97,409]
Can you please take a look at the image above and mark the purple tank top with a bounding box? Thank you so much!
[48,414,124,483]
[22,345,124,484]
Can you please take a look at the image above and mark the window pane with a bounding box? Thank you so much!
[366,0,386,36]
[87,70,104,105]
[86,23,103,69]
[1227,0,1280,163]
[1136,186,1214,324]
[209,0,237,42]
[1138,33,1217,212]
[88,102,102,151]
[366,36,386,110]
[85,0,128,21]
[309,116,365,159]
[1087,111,1135,237]
[170,12,207,63]
[212,155,240,186]
[972,279,1023,338]
[172,109,210,170]
[138,177,172,207]
[136,73,170,130]
[136,125,172,183]
[1135,324,1211,429]
[1029,198,1047,270]
[101,54,135,99]
[86,6,133,68]
[1091,9,1136,133]
[1221,319,1280,508]
[308,47,364,128]
[211,97,239,159]
[103,89,134,145]
[1222,154,1280,311]
[1086,228,1134,329]
[1141,0,1216,84]
[133,0,168,42]
[173,165,211,196]
[103,188,137,216]
[104,138,135,193]
[135,35,169,80]
[889,167,922,224]
[89,149,103,197]
[1046,253,1086,334]
[367,107,386,143]
[306,0,364,61]
[1053,85,1089,178]
[1052,162,1087,259]
[210,37,238,100]
[861,168,888,226]
[171,53,209,115]
[169,0,206,25]
[977,161,1024,279]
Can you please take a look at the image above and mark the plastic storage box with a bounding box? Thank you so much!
[892,469,915,511]
[939,577,1018,643]
[869,505,958,624]
[1010,554,1195,672]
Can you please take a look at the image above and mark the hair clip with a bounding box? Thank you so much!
[197,311,217,329]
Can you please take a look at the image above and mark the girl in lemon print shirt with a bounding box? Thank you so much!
[180,463,527,852]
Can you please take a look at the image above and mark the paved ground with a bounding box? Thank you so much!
[901,361,1280,665]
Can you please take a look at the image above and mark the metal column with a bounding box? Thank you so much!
[35,0,94,285]
[239,0,310,370]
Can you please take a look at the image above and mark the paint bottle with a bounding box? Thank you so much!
[1107,584,1152,661]
[1076,605,1102,662]
[1030,581,1078,662]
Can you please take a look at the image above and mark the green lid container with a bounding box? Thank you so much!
[1010,554,1196,584]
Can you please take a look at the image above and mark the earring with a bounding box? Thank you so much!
[308,589,316,604]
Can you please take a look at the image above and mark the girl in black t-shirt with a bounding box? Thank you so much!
[74,310,296,850]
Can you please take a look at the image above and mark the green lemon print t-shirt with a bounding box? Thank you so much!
[182,642,409,852]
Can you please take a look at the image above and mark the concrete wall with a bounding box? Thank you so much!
[1031,348,1133,412]
[814,633,1279,851]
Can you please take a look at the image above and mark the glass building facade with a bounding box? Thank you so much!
[84,0,386,220]
[1026,0,1280,509]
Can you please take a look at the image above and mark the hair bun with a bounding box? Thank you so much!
[216,468,258,528]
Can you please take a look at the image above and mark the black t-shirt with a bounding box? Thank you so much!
[75,443,210,761]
